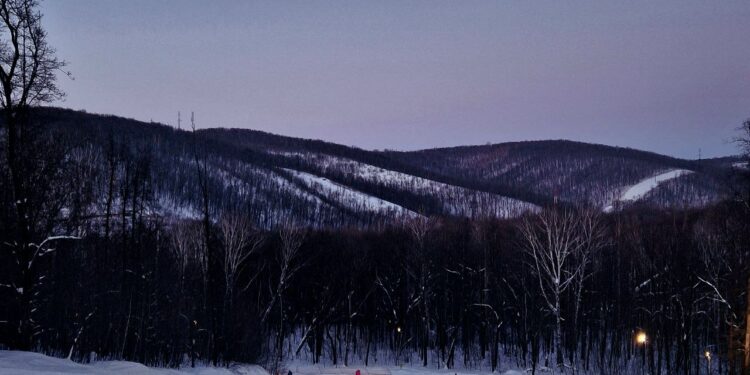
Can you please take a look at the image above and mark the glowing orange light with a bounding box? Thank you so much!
[704,351,711,360]
[636,332,647,345]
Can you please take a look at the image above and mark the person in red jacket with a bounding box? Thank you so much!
[355,370,361,375]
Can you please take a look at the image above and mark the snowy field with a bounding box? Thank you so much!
[287,365,522,375]
[0,351,524,375]
[0,351,268,375]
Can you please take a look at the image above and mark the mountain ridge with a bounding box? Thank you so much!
[19,107,733,228]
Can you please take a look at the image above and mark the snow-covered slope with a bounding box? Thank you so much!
[605,169,694,211]
[0,350,269,375]
[280,152,538,218]
[619,169,694,201]
[283,168,420,218]
[384,139,726,209]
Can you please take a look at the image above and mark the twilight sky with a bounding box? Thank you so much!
[43,1,750,158]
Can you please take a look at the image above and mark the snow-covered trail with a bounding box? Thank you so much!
[283,169,420,218]
[0,350,268,375]
[619,169,693,201]
[605,169,693,211]
[276,151,537,218]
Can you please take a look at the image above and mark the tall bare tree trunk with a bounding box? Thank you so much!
[5,108,33,350]
[554,294,564,368]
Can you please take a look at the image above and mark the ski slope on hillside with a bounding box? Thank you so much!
[284,169,420,218]
[605,169,693,211]
[278,152,537,218]
[620,169,693,201]
[152,158,335,227]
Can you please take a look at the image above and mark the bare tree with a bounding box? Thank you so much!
[736,119,750,160]
[733,119,750,211]
[217,212,264,362]
[693,221,743,374]
[170,220,209,291]
[0,0,66,108]
[189,113,212,299]
[264,223,306,371]
[569,208,606,366]
[170,220,193,281]
[518,207,605,370]
[171,219,208,301]
[471,220,504,372]
[733,118,750,373]
[219,212,263,312]
[406,215,434,367]
[0,0,68,350]
[168,219,209,367]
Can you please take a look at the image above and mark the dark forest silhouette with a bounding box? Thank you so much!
[0,1,749,374]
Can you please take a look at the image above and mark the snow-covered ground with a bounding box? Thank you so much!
[605,169,693,211]
[0,350,268,375]
[287,365,521,375]
[0,351,525,375]
[283,169,420,218]
[391,369,522,375]
[278,152,537,218]
[619,169,693,201]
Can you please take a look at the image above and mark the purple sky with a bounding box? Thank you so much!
[43,1,750,158]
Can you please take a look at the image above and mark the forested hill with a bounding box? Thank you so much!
[385,140,732,209]
[25,107,735,228]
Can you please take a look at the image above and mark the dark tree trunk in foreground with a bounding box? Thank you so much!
[0,0,66,350]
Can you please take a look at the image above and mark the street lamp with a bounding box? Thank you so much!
[635,331,647,375]
[705,350,712,374]
[636,331,647,345]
